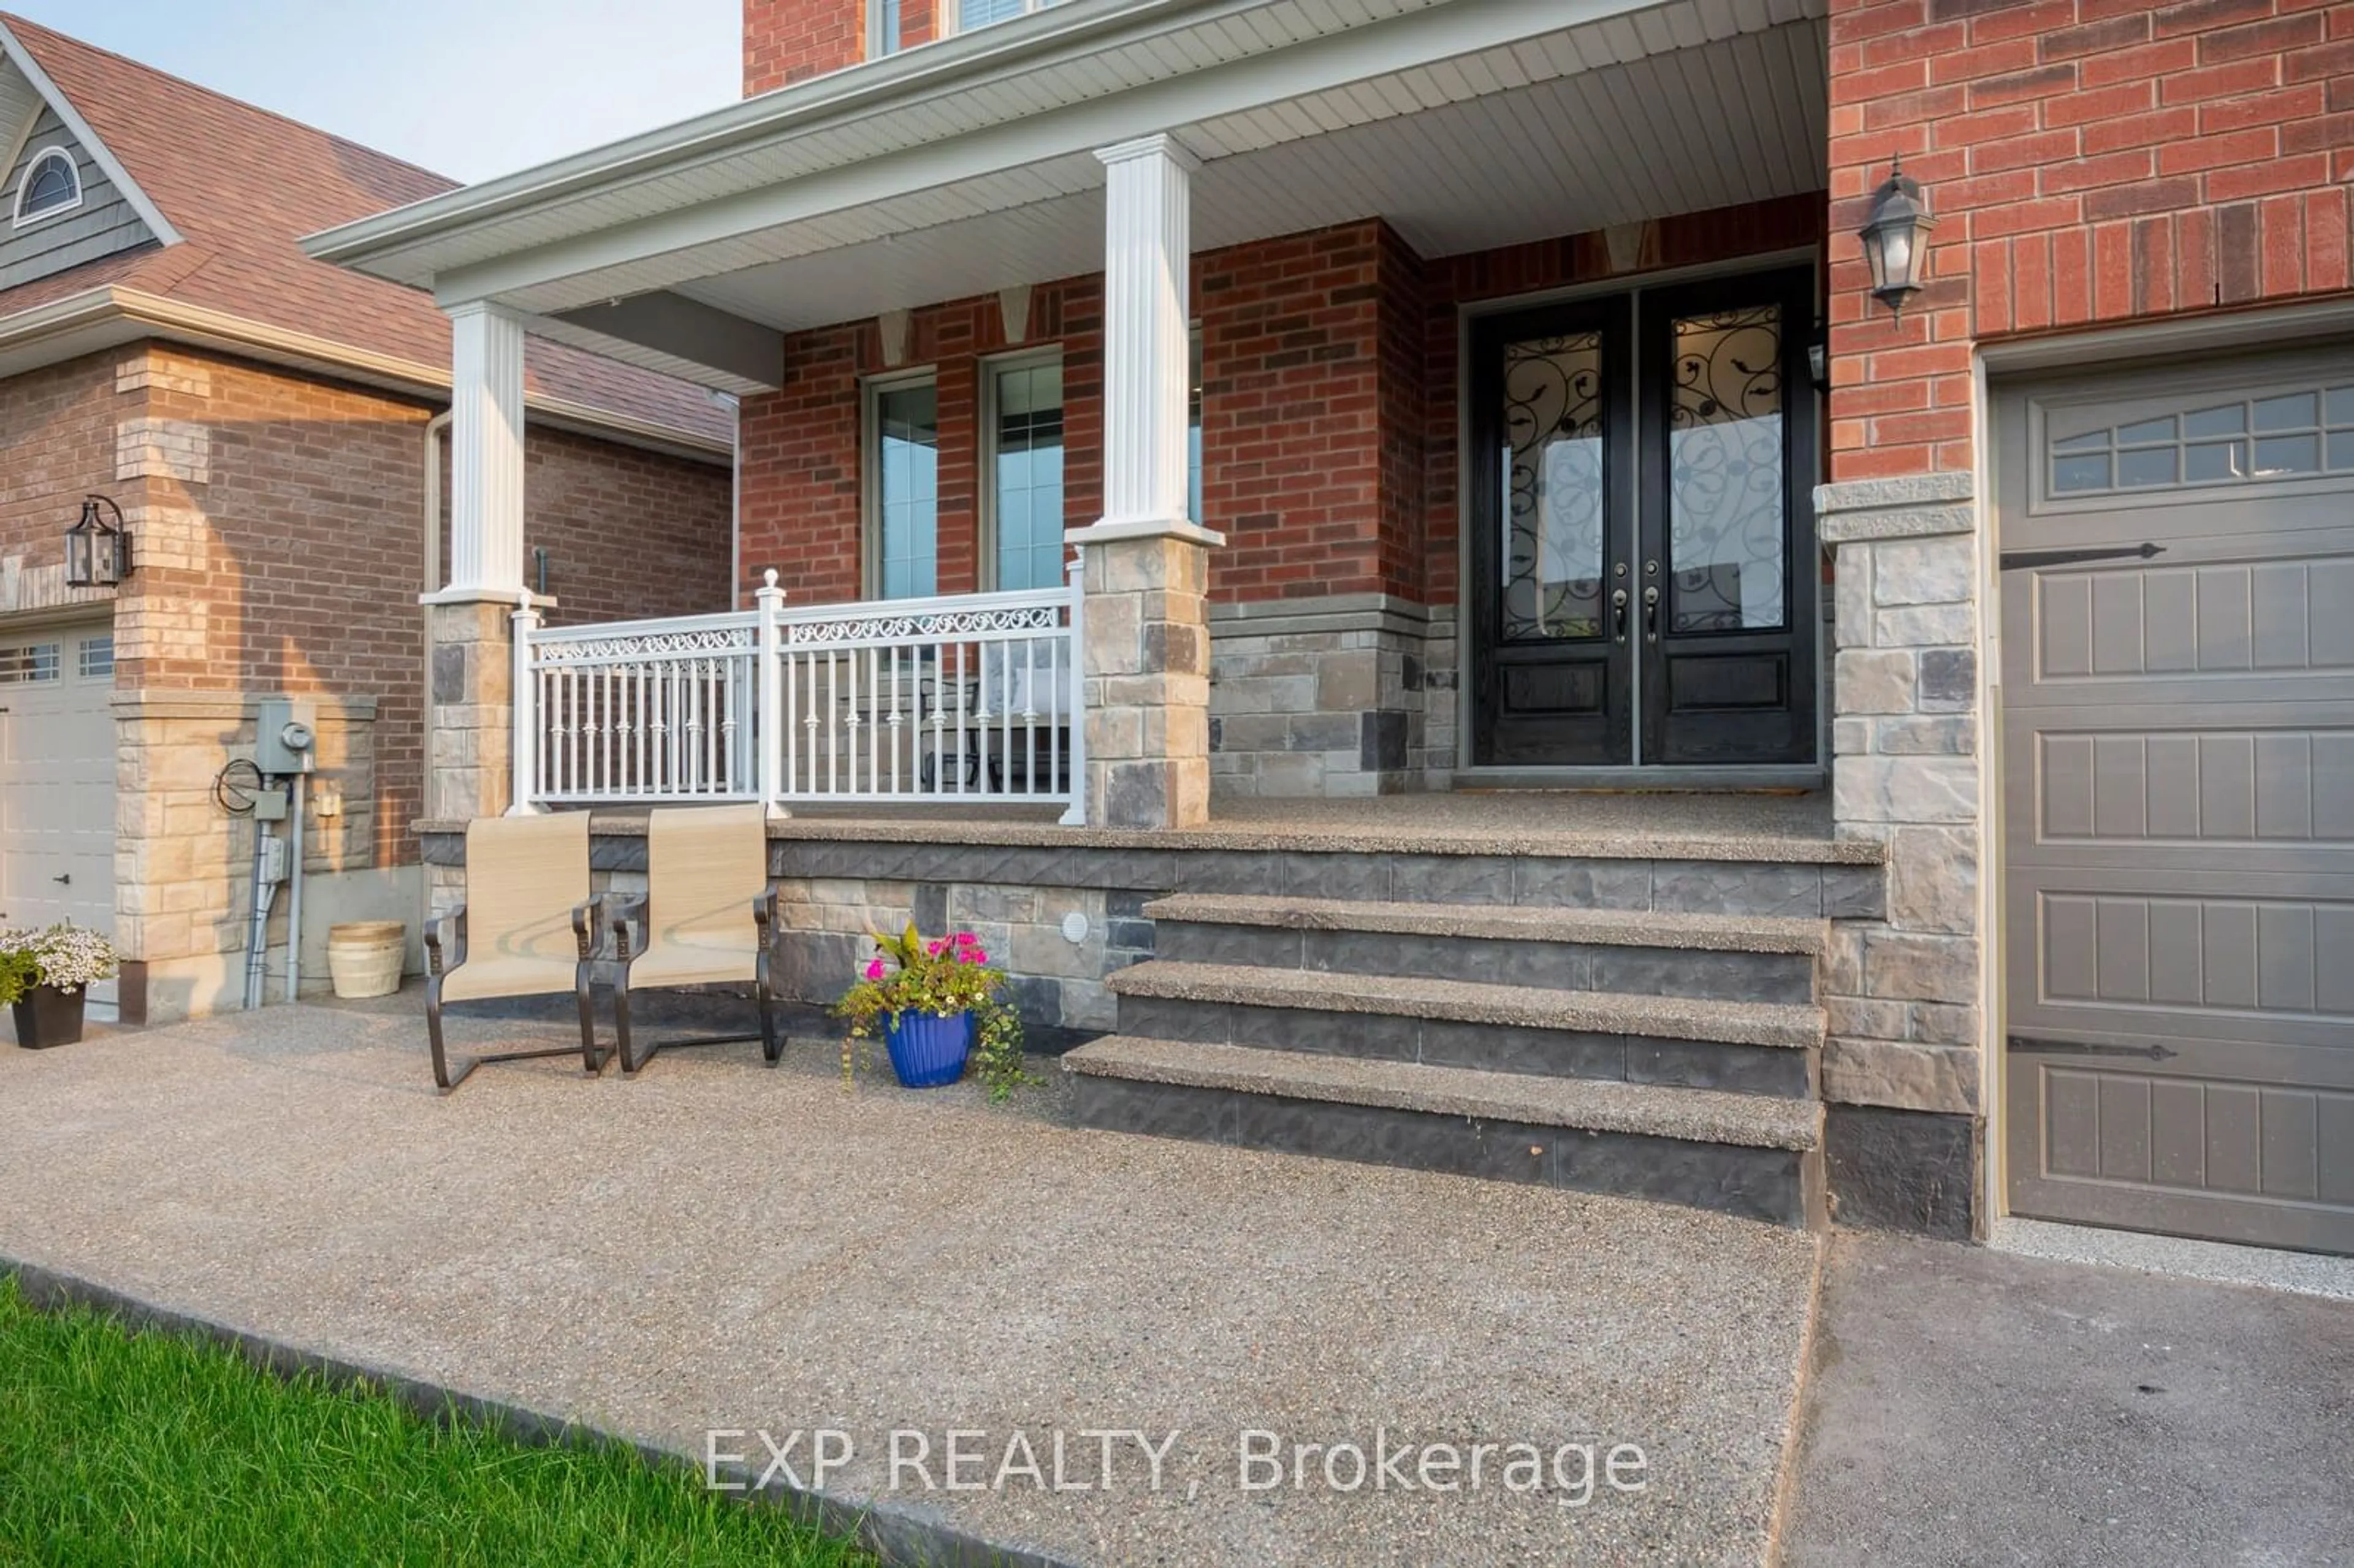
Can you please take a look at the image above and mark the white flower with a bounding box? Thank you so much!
[4,922,118,993]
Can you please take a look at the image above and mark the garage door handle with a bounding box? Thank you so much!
[1998,542,2165,571]
[51,873,69,886]
[2008,1032,2177,1062]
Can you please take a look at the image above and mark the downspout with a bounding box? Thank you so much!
[421,410,451,946]
[717,390,742,606]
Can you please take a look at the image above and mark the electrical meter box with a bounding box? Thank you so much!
[256,697,318,775]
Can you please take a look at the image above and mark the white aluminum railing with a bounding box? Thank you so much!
[514,558,1085,824]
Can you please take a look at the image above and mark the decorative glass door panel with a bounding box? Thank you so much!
[1501,333,1608,641]
[1469,299,1634,767]
[1469,269,1818,769]
[1666,306,1787,634]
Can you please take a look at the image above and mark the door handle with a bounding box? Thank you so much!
[1642,585,1659,644]
[53,873,70,886]
[1611,587,1629,643]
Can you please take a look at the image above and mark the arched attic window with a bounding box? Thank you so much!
[13,147,81,226]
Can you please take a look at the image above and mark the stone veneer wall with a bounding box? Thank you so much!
[115,691,399,1022]
[585,866,1156,1042]
[1206,595,1453,797]
[1816,471,1984,1236]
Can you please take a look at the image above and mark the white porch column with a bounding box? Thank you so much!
[1092,134,1206,538]
[1071,134,1221,831]
[425,300,531,835]
[443,300,528,598]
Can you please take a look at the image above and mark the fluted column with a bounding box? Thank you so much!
[1080,134,1216,546]
[1072,134,1218,829]
[442,300,528,598]
[428,299,531,829]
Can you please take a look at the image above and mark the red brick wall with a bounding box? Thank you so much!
[522,427,736,627]
[0,354,119,566]
[745,0,865,94]
[1827,0,2354,480]
[736,221,1425,607]
[1419,194,1830,606]
[132,348,729,862]
[1200,220,1422,601]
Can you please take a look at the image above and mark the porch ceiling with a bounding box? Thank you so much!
[670,18,1827,338]
[308,0,1827,391]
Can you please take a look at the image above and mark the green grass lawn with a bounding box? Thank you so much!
[0,1277,875,1567]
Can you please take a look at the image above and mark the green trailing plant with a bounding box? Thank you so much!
[0,923,117,1006]
[829,921,1036,1102]
[0,949,35,1010]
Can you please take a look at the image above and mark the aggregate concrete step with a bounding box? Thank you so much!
[1145,894,1826,1003]
[1065,1035,1827,1228]
[1108,960,1823,1097]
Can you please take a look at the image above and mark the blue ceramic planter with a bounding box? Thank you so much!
[883,1010,972,1089]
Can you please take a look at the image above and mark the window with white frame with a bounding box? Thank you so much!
[955,0,1058,36]
[869,376,940,599]
[12,147,80,226]
[1188,329,1204,528]
[869,0,902,57]
[987,358,1066,592]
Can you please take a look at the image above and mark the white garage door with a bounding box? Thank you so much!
[0,622,117,1005]
[1998,346,2354,1255]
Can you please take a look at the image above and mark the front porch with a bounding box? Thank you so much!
[312,0,1837,828]
[311,0,1988,1237]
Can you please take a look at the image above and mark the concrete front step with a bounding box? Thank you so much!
[1110,959,1823,1097]
[1145,894,1826,1003]
[1065,1035,1827,1228]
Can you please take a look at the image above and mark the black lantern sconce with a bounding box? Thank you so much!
[1858,157,1935,317]
[65,494,131,588]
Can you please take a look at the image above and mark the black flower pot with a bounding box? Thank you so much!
[10,985,85,1049]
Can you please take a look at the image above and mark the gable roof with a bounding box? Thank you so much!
[0,13,730,455]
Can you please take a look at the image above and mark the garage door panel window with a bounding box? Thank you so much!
[77,635,113,679]
[0,642,58,683]
[2047,379,2354,498]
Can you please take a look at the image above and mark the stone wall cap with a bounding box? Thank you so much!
[1819,503,1978,545]
[1066,517,1225,549]
[1211,593,1428,625]
[1815,472,1975,513]
[414,808,1886,863]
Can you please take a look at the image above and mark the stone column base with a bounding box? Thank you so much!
[1078,533,1211,830]
[426,598,515,826]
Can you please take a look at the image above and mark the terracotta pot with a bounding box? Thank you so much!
[10,985,85,1049]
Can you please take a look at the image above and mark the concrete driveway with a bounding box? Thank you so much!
[0,999,1821,1567]
[1784,1233,2354,1568]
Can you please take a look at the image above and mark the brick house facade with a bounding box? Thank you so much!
[0,17,733,1024]
[316,0,2353,1247]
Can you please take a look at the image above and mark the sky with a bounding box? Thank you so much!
[15,0,741,183]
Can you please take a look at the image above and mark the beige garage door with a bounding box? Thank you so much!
[1998,347,2354,1255]
[0,622,117,1007]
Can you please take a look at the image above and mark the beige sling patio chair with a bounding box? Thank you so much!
[422,811,609,1092]
[602,802,783,1075]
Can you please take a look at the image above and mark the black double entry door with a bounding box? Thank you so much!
[1468,268,1819,769]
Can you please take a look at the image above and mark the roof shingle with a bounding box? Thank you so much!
[0,13,731,447]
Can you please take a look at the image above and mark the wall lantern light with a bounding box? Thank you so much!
[1858,157,1935,317]
[65,494,131,588]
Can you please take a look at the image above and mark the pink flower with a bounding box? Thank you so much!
[864,957,885,981]
[964,948,988,965]
[927,939,946,956]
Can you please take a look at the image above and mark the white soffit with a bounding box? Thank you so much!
[341,0,1824,305]
[617,18,1826,334]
